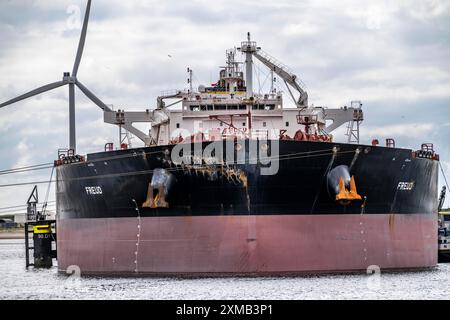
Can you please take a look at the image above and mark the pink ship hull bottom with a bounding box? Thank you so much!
[57,214,437,275]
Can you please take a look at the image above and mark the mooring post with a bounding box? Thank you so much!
[24,185,57,269]
[24,223,30,268]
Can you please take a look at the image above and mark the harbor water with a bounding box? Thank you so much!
[1,239,449,300]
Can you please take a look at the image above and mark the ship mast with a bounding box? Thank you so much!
[187,67,193,93]
[240,32,258,98]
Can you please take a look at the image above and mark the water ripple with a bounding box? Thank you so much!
[1,239,449,300]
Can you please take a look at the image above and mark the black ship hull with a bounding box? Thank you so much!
[55,140,439,275]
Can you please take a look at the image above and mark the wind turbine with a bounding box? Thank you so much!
[0,0,111,153]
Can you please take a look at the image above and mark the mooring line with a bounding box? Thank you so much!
[349,147,361,171]
[310,146,338,214]
[439,161,450,192]
[41,166,55,216]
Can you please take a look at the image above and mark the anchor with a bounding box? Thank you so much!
[335,175,362,205]
[142,168,175,208]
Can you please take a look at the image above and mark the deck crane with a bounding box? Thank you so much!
[238,32,363,140]
[103,108,169,147]
[238,32,308,108]
[252,50,308,108]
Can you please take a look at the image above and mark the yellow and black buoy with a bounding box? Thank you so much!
[24,220,57,268]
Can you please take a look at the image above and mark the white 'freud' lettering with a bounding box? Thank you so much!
[85,186,103,195]
[397,182,415,191]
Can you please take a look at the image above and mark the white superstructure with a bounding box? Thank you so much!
[103,34,364,148]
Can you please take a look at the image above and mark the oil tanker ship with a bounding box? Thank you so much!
[0,1,439,275]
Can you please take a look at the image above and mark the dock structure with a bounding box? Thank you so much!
[24,186,57,268]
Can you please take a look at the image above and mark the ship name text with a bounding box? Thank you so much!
[397,182,415,191]
[85,186,103,195]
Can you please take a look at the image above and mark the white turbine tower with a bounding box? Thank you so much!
[0,0,112,153]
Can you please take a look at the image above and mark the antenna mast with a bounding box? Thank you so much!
[187,67,193,93]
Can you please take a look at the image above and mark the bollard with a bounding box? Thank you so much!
[33,224,53,268]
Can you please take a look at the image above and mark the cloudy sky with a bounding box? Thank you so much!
[0,0,449,213]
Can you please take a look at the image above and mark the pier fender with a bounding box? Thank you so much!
[327,165,362,203]
[143,168,176,208]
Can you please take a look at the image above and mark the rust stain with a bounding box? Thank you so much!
[143,184,169,208]
[388,213,395,230]
[239,171,251,213]
[142,182,153,208]
[239,171,248,188]
[183,215,193,225]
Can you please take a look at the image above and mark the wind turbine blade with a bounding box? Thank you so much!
[0,81,67,109]
[75,80,112,111]
[72,0,92,77]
